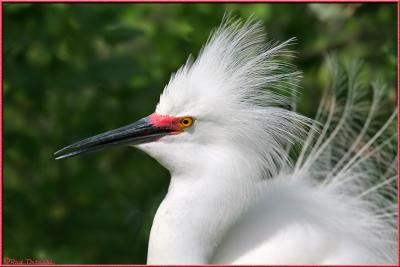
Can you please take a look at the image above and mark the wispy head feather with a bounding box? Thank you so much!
[157,17,311,178]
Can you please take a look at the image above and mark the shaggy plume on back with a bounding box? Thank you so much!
[157,17,311,178]
[294,57,398,263]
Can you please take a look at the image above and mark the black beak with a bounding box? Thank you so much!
[54,116,173,160]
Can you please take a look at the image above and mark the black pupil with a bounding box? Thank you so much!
[183,119,189,125]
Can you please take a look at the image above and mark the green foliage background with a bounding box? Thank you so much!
[3,3,397,264]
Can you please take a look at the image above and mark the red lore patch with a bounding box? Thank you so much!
[149,113,183,132]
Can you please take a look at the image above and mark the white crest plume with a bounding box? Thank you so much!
[157,16,311,178]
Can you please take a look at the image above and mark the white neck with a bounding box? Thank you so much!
[144,144,263,264]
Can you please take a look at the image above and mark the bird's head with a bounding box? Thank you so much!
[55,17,310,177]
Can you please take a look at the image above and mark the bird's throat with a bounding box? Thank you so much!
[146,162,260,264]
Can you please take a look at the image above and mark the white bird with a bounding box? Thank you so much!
[55,17,398,264]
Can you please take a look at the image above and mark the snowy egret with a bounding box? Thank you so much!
[55,18,398,264]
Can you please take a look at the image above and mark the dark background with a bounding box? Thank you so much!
[3,3,397,264]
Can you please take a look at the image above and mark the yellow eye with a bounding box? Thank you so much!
[179,117,194,128]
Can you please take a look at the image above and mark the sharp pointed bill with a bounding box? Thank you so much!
[54,113,185,160]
